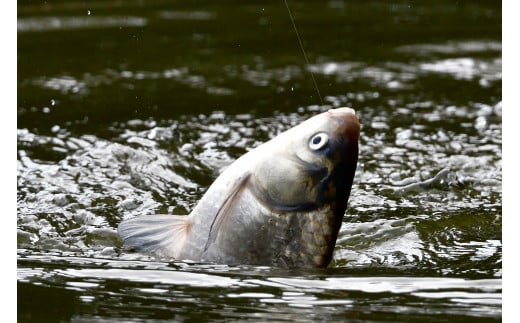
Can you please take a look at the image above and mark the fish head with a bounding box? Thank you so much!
[252,107,360,214]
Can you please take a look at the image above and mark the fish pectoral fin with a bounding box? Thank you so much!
[118,214,190,259]
[204,173,251,252]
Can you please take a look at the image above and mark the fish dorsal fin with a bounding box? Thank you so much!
[118,214,190,259]
[204,173,251,251]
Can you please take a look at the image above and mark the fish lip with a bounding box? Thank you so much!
[327,107,356,117]
[321,107,360,172]
[327,107,360,144]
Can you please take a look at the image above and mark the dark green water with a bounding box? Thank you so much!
[18,0,501,321]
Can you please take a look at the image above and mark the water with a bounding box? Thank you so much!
[17,0,501,321]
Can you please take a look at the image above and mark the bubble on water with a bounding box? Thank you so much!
[475,116,487,130]
[147,127,173,140]
[50,99,56,106]
[53,194,70,206]
[395,128,412,145]
[35,76,87,94]
[228,292,275,298]
[67,281,99,289]
[179,143,195,155]
[120,198,140,211]
[493,101,502,117]
[387,80,402,89]
[42,107,50,113]
[80,295,95,303]
[371,121,388,130]
[127,136,156,147]
[475,103,493,117]
[479,78,490,87]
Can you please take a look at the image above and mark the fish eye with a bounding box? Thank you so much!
[309,132,329,151]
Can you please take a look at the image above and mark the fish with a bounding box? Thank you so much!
[118,107,360,268]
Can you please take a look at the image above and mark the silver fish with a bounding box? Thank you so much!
[118,107,360,268]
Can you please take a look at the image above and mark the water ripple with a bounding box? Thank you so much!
[18,16,147,32]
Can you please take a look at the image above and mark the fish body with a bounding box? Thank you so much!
[118,107,360,268]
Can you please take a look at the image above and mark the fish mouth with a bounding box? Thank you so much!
[325,107,360,163]
[327,107,356,116]
[327,107,360,144]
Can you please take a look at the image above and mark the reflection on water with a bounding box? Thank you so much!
[18,0,501,321]
[309,56,501,89]
[17,16,147,32]
[18,252,501,321]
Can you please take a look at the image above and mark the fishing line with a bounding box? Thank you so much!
[283,0,324,105]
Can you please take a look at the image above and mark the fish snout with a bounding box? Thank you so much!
[327,108,360,157]
[327,107,356,116]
